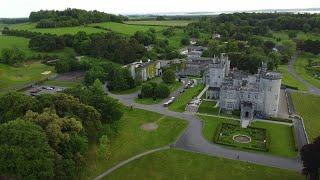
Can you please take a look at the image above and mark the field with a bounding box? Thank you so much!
[291,92,320,141]
[278,65,308,91]
[200,115,297,157]
[272,31,320,41]
[0,35,75,57]
[169,84,204,112]
[294,54,320,89]
[0,61,54,92]
[125,20,194,27]
[89,22,166,36]
[105,149,303,180]
[84,108,188,179]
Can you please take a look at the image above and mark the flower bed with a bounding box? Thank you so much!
[215,123,268,152]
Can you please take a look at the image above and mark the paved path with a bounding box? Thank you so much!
[288,54,320,96]
[94,146,170,180]
[106,89,303,172]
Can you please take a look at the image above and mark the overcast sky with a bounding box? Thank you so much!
[1,0,320,18]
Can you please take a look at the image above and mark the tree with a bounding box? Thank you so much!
[24,108,88,179]
[288,31,297,39]
[0,92,37,124]
[267,51,281,70]
[281,40,297,59]
[155,83,170,99]
[162,69,176,84]
[0,120,54,179]
[140,82,157,98]
[181,37,190,46]
[97,135,111,160]
[0,48,26,65]
[300,136,320,180]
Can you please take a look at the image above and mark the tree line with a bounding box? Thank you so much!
[29,8,127,28]
[0,79,123,179]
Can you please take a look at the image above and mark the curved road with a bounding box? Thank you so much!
[106,90,302,172]
[288,54,320,95]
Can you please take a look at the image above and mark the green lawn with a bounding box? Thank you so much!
[84,108,188,179]
[0,61,54,92]
[200,115,297,158]
[125,20,195,27]
[89,22,166,36]
[278,65,308,91]
[105,149,303,180]
[5,22,105,35]
[42,79,81,87]
[294,54,320,89]
[291,92,320,141]
[198,100,219,114]
[0,35,75,57]
[169,84,204,112]
[272,31,320,41]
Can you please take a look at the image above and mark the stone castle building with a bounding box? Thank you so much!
[203,54,282,128]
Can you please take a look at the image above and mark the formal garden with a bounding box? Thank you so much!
[215,123,268,152]
[200,115,297,157]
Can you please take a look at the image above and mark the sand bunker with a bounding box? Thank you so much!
[140,123,158,131]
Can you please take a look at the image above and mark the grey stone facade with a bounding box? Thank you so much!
[204,55,282,128]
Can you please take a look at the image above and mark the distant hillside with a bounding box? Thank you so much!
[29,8,127,28]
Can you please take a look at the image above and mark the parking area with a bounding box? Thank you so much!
[25,85,66,96]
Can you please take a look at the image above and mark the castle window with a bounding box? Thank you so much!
[248,94,250,99]
[269,87,272,91]
[255,94,258,99]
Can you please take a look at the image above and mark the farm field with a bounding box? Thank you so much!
[200,115,297,157]
[294,54,320,89]
[84,108,188,179]
[0,61,54,92]
[169,84,204,112]
[291,92,320,141]
[105,149,303,180]
[88,22,166,36]
[278,65,308,91]
[125,20,195,27]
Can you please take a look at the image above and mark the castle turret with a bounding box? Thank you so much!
[261,72,282,117]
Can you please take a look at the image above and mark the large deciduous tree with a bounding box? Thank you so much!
[162,69,176,84]
[0,120,54,179]
[0,91,37,124]
[300,137,320,180]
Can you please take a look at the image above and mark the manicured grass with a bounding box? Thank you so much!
[169,84,204,112]
[200,115,297,157]
[215,123,267,151]
[0,61,54,92]
[105,149,303,180]
[84,108,188,179]
[294,54,320,89]
[89,22,165,36]
[291,92,320,141]
[125,20,195,27]
[198,100,219,114]
[42,79,81,87]
[278,65,308,91]
[111,85,141,95]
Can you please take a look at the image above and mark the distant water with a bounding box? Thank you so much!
[127,8,320,16]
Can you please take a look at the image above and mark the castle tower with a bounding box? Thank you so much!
[261,72,282,117]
